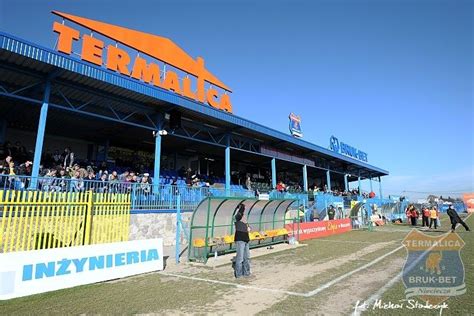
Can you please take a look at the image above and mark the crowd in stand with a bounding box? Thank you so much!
[0,143,238,193]
[1,141,377,198]
[0,143,155,192]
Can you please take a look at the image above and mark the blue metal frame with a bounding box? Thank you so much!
[271,158,277,188]
[225,136,231,194]
[358,175,362,197]
[326,170,331,191]
[302,164,308,192]
[30,80,51,189]
[0,31,389,177]
[154,133,162,193]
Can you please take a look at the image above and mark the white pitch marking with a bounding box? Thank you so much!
[304,245,404,297]
[161,245,405,299]
[313,239,400,244]
[160,272,307,297]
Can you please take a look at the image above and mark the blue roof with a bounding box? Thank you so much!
[0,31,388,176]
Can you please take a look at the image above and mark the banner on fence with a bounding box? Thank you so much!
[285,219,351,241]
[0,239,163,300]
[463,193,474,212]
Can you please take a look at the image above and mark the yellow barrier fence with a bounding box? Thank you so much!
[0,190,131,253]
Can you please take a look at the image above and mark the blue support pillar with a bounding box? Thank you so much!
[271,158,277,189]
[378,176,383,199]
[370,176,373,193]
[30,81,51,189]
[302,165,308,192]
[153,116,163,194]
[344,174,348,192]
[153,133,161,194]
[358,175,361,197]
[225,137,231,195]
[326,170,331,192]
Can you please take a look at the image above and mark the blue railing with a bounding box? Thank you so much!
[0,175,255,212]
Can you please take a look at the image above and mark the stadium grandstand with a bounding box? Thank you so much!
[0,16,389,213]
[0,12,393,255]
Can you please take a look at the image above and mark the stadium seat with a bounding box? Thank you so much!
[223,235,234,244]
[249,232,264,240]
[193,238,205,248]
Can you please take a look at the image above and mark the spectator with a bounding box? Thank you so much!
[109,170,118,182]
[86,170,96,181]
[245,176,252,191]
[8,161,15,175]
[139,176,151,193]
[185,168,193,186]
[57,168,69,191]
[119,170,129,182]
[429,207,438,229]
[422,207,430,227]
[276,181,286,192]
[17,161,32,176]
[71,170,84,192]
[52,150,62,164]
[61,147,75,168]
[98,172,108,193]
[178,166,186,178]
[409,205,419,226]
[327,205,336,220]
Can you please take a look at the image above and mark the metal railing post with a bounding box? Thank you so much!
[175,195,181,264]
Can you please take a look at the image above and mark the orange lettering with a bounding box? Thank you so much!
[131,56,162,87]
[52,12,234,112]
[53,22,79,54]
[219,94,233,113]
[106,45,130,75]
[182,77,196,99]
[81,35,103,66]
[206,88,220,109]
[196,57,205,103]
[162,71,182,94]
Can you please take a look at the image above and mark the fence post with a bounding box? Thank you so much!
[84,190,94,245]
[131,184,136,210]
[175,194,181,264]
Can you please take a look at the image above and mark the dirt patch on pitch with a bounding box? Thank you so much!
[314,257,406,315]
[200,240,399,314]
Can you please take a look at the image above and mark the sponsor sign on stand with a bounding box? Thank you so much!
[285,218,352,241]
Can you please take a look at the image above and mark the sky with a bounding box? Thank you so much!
[0,0,472,199]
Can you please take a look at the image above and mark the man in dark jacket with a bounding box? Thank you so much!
[447,205,470,232]
[327,205,336,220]
[234,204,251,278]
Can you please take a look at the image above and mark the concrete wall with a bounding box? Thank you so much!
[129,213,192,247]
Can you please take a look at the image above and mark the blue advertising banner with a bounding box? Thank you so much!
[329,136,368,162]
[289,113,303,138]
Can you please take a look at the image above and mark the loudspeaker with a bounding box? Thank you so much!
[169,110,181,130]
